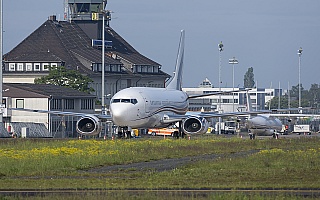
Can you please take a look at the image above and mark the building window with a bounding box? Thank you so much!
[16,99,24,108]
[136,66,141,73]
[26,63,32,71]
[64,99,74,110]
[76,3,90,12]
[51,63,58,69]
[223,99,229,103]
[42,63,50,71]
[81,99,94,110]
[142,66,147,73]
[9,63,15,71]
[51,99,62,110]
[2,99,6,108]
[17,63,23,71]
[92,64,98,72]
[34,63,41,71]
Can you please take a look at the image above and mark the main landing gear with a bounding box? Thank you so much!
[173,121,186,139]
[249,131,280,140]
[249,133,256,140]
[172,130,186,139]
[117,126,132,139]
[272,132,280,139]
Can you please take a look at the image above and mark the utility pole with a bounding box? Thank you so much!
[101,0,107,115]
[228,57,238,112]
[64,0,69,21]
[0,0,3,123]
[297,47,303,110]
[218,41,223,135]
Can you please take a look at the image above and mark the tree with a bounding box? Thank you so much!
[266,96,309,109]
[266,96,289,109]
[290,84,304,98]
[306,84,320,107]
[243,67,255,88]
[265,82,320,110]
[34,65,94,93]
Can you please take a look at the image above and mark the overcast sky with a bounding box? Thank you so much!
[3,0,320,89]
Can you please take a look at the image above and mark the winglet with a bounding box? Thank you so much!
[166,30,185,90]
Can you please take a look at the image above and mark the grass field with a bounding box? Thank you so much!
[0,135,319,199]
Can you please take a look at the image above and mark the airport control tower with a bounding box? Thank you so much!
[66,0,111,39]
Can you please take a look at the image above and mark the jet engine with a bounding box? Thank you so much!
[182,116,209,134]
[76,116,102,136]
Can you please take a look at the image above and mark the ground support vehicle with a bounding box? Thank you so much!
[215,121,236,134]
[293,124,311,135]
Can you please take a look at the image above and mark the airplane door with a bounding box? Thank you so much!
[139,92,150,114]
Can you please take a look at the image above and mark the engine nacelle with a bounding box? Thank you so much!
[182,116,209,134]
[76,116,102,136]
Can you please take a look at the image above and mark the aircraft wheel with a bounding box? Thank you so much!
[126,131,132,138]
[118,131,123,138]
[151,132,156,136]
[173,131,179,139]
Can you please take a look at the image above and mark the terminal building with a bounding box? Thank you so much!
[3,0,170,108]
[183,78,282,113]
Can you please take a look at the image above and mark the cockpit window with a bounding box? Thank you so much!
[121,99,131,103]
[111,98,138,104]
[112,99,120,103]
[131,99,138,104]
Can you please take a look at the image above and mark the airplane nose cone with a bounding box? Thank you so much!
[110,104,129,126]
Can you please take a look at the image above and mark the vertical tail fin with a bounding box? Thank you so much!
[166,30,185,90]
[246,91,253,112]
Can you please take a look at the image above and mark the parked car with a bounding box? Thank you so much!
[148,126,179,136]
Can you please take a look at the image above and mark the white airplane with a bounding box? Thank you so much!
[12,30,311,138]
[244,93,283,139]
[106,30,248,136]
[243,92,320,139]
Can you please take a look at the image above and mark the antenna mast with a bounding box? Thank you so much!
[64,0,69,20]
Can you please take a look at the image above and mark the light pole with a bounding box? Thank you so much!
[0,0,3,123]
[218,41,223,135]
[101,0,107,115]
[228,57,238,112]
[297,47,303,110]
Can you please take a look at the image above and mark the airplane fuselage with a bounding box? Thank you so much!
[109,87,189,128]
[247,115,282,135]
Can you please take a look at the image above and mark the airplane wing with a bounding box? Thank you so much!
[162,110,272,124]
[187,88,249,99]
[9,108,112,136]
[9,108,112,120]
[268,113,320,118]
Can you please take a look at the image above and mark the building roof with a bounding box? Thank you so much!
[3,83,96,99]
[3,18,165,76]
[104,27,161,66]
[4,20,119,74]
